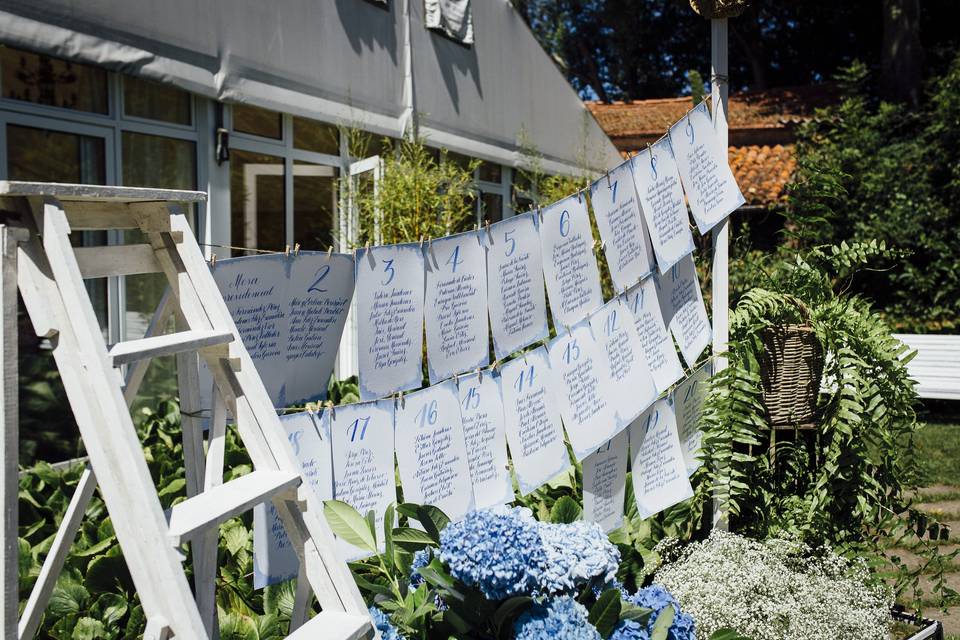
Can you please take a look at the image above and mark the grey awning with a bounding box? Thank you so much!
[0,0,620,173]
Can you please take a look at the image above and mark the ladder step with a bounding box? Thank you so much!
[285,611,374,640]
[108,329,233,366]
[166,470,301,544]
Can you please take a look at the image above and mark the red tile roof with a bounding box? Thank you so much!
[586,84,839,144]
[594,85,838,207]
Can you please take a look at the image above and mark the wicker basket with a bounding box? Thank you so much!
[758,324,824,429]
[688,0,750,19]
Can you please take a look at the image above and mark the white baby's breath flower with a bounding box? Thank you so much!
[653,531,892,640]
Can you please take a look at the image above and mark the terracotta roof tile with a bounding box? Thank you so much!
[587,84,840,140]
[623,143,796,207]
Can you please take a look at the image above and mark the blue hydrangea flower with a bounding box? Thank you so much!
[368,606,405,640]
[513,596,602,640]
[627,584,679,612]
[535,521,620,594]
[612,584,695,640]
[610,619,649,640]
[592,578,630,600]
[409,547,433,588]
[668,611,696,640]
[439,506,546,600]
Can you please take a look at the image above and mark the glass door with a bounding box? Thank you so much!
[335,155,382,379]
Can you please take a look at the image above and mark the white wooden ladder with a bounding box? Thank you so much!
[1,182,373,640]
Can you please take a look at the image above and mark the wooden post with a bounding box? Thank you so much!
[710,17,730,530]
[1,225,27,640]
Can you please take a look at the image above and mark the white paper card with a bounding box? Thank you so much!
[456,370,514,508]
[253,410,333,588]
[330,399,396,560]
[424,231,490,383]
[539,194,604,327]
[656,254,711,368]
[631,139,696,273]
[485,212,550,359]
[624,279,684,394]
[213,254,289,404]
[670,101,745,234]
[501,346,571,495]
[355,243,425,400]
[547,321,616,461]
[589,159,655,291]
[395,380,475,521]
[674,362,713,476]
[588,298,658,428]
[285,253,355,404]
[630,398,694,519]
[582,429,629,532]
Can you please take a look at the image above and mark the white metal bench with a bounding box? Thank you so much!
[893,334,960,400]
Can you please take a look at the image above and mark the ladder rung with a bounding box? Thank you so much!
[166,470,301,544]
[108,330,234,366]
[285,611,374,640]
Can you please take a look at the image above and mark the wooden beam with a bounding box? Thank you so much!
[2,225,28,640]
[75,244,162,279]
[17,467,97,640]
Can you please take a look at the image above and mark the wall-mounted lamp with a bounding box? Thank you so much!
[214,102,230,165]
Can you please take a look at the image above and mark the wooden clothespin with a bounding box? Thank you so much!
[577,190,583,203]
[293,242,300,255]
[327,245,334,258]
[209,252,217,267]
[476,367,483,383]
[606,171,611,187]
[325,399,335,419]
[419,235,425,249]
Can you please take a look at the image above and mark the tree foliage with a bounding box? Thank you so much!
[510,0,959,99]
[787,58,960,330]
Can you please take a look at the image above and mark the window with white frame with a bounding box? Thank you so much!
[227,103,341,256]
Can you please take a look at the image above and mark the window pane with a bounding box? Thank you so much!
[294,161,337,250]
[478,161,502,183]
[233,103,282,139]
[122,131,197,346]
[293,117,339,155]
[1,46,108,114]
[7,124,107,185]
[123,76,192,125]
[480,191,503,225]
[6,124,108,336]
[231,149,285,254]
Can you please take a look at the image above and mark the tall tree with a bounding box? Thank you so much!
[511,0,957,100]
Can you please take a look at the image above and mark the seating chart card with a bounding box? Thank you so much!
[630,139,696,274]
[630,398,694,520]
[501,346,571,495]
[355,243,426,400]
[253,410,333,588]
[213,255,289,404]
[582,429,628,533]
[456,370,514,508]
[656,254,711,368]
[674,361,713,476]
[395,380,475,521]
[548,321,616,461]
[670,101,745,234]
[423,231,490,383]
[485,212,550,360]
[285,252,355,403]
[589,159,656,292]
[330,399,396,561]
[588,298,657,429]
[624,279,684,394]
[539,194,604,328]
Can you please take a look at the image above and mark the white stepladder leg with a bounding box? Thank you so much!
[1,225,28,640]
